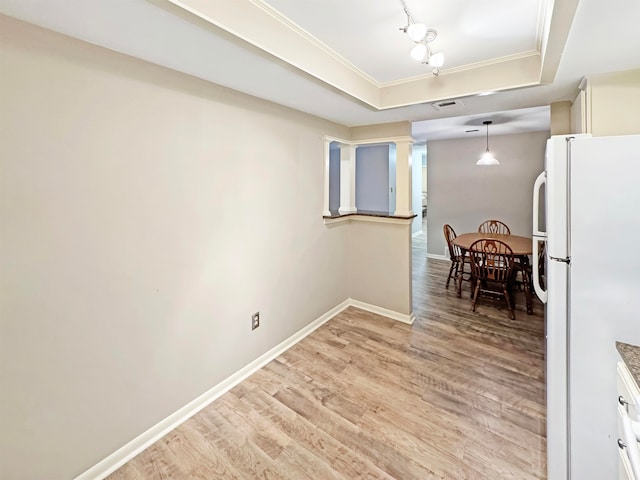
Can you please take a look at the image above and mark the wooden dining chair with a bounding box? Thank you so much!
[537,241,546,290]
[443,224,469,294]
[478,219,511,235]
[468,239,517,320]
[514,241,545,295]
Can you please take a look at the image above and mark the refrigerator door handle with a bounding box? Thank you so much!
[532,236,548,303]
[532,171,546,237]
[532,170,547,303]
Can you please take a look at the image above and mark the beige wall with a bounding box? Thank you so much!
[347,222,412,315]
[350,121,411,141]
[0,16,360,479]
[571,69,640,135]
[589,69,640,136]
[426,131,549,256]
[550,100,572,135]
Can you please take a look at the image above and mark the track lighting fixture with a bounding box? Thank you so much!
[399,1,444,76]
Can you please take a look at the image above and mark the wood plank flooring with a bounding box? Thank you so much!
[108,231,546,479]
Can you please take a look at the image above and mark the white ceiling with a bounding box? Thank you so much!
[1,0,639,141]
[264,0,544,83]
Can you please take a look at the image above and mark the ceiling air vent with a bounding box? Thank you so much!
[432,99,464,111]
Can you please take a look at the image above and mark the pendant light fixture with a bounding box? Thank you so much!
[476,121,500,166]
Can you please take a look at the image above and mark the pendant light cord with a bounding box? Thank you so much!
[483,120,492,152]
[486,122,489,152]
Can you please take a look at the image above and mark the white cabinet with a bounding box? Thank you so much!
[617,361,640,479]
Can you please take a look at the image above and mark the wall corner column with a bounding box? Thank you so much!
[322,138,332,216]
[338,144,357,214]
[394,139,414,217]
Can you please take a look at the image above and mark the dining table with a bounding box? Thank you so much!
[452,232,534,314]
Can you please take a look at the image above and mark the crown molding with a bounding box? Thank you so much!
[379,55,542,110]
[168,0,577,112]
[249,0,381,87]
[380,51,541,88]
[167,0,382,107]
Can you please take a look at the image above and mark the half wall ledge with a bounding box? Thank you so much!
[323,209,416,226]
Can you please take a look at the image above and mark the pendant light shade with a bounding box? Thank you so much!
[407,23,427,42]
[477,151,499,166]
[410,43,427,61]
[428,51,445,68]
[476,121,500,166]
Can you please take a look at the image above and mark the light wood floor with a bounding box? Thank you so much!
[108,232,546,479]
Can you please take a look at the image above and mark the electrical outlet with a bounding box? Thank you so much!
[251,312,260,330]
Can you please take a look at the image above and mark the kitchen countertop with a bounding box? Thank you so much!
[617,341,640,387]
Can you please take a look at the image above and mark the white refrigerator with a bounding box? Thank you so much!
[532,134,640,479]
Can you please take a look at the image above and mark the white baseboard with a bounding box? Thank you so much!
[74,299,351,480]
[411,229,423,238]
[74,297,413,480]
[426,253,449,261]
[348,298,415,324]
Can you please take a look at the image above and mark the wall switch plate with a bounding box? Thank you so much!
[251,312,260,330]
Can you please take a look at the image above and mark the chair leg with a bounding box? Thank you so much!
[457,259,466,298]
[504,286,516,320]
[524,270,533,315]
[446,260,456,289]
[471,281,480,312]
